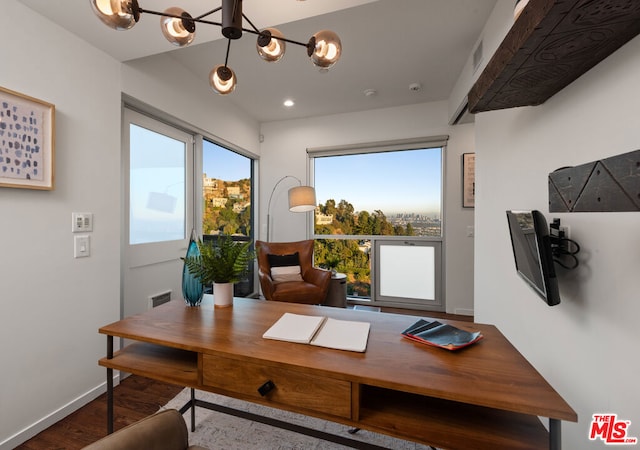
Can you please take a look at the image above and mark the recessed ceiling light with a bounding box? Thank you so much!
[283,99,295,107]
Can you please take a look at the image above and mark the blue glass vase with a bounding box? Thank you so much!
[182,231,204,306]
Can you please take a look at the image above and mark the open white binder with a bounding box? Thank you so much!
[263,313,371,352]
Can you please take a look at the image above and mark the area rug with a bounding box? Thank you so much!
[161,388,436,450]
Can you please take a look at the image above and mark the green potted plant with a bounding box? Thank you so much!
[182,235,254,308]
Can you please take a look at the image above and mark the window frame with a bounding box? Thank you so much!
[122,99,259,298]
[124,108,195,268]
[308,136,448,310]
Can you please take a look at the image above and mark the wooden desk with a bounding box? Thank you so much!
[99,299,576,450]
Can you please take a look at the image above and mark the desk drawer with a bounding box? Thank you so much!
[202,354,351,419]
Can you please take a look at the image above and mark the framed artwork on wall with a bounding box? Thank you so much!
[0,86,55,190]
[462,152,475,208]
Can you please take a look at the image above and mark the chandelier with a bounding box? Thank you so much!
[90,0,342,95]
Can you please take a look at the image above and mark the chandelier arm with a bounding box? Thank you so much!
[133,8,309,49]
[139,9,223,27]
[223,38,232,67]
[192,18,223,27]
[138,8,167,18]
[241,14,260,34]
[241,28,309,48]
[195,7,222,20]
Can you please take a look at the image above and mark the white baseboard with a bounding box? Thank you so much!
[0,373,120,450]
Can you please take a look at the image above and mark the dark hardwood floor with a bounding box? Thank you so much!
[16,375,183,450]
[16,307,471,449]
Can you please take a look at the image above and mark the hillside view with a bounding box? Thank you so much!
[203,176,440,298]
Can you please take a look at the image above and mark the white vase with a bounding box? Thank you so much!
[213,282,234,308]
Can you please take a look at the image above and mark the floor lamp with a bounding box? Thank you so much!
[267,176,316,241]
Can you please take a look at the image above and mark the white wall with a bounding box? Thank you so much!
[0,1,121,447]
[474,6,640,450]
[260,101,476,315]
[0,2,261,448]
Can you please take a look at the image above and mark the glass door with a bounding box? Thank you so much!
[123,108,195,317]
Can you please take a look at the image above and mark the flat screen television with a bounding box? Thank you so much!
[506,210,560,306]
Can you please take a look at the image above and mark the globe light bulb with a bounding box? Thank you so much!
[209,65,237,95]
[90,0,138,30]
[256,28,286,62]
[160,7,196,47]
[308,30,342,69]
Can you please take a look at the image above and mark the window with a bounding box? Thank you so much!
[202,140,253,237]
[123,107,258,317]
[129,123,188,245]
[201,139,255,297]
[309,136,447,310]
[123,108,196,317]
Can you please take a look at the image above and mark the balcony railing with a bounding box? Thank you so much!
[314,236,443,311]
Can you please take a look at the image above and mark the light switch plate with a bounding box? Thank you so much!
[72,212,93,232]
[74,235,90,258]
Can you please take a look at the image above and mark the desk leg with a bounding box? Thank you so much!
[107,368,114,434]
[550,419,561,450]
[106,336,114,434]
[178,388,197,432]
[190,388,196,432]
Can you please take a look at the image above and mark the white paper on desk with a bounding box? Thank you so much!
[310,318,371,352]
[262,313,327,344]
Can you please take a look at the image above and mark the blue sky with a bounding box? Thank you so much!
[314,149,442,216]
[203,141,442,216]
[203,141,250,180]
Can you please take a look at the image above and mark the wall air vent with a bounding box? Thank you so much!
[149,290,172,309]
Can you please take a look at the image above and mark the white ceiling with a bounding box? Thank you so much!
[20,0,497,123]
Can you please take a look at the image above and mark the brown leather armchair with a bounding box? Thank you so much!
[83,409,207,450]
[256,240,331,304]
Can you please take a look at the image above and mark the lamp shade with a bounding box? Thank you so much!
[308,30,342,69]
[257,28,286,62]
[160,7,196,47]
[90,0,138,30]
[288,186,316,212]
[209,65,237,95]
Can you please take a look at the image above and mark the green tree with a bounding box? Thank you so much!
[239,204,251,236]
[406,222,415,236]
[356,211,372,235]
[217,205,238,234]
[324,198,336,216]
[336,200,355,233]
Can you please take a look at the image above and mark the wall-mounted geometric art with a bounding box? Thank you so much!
[549,149,640,212]
[0,86,55,190]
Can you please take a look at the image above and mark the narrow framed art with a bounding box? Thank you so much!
[462,152,475,208]
[0,86,55,190]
